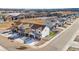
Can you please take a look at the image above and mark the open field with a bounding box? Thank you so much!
[0,21,13,30]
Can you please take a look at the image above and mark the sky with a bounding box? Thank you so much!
[0,0,79,9]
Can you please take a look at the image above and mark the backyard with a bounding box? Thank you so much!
[0,21,13,30]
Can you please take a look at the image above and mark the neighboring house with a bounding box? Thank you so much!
[17,14,26,19]
[57,18,66,27]
[20,19,50,38]
[5,15,13,21]
[39,12,48,17]
[44,18,59,31]
[5,13,20,21]
[31,24,50,38]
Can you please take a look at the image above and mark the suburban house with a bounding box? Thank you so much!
[4,13,21,21]
[20,19,50,38]
[17,14,26,19]
[43,17,60,31]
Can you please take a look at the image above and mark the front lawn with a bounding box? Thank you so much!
[49,31,56,38]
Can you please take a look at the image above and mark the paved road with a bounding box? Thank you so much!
[29,18,79,51]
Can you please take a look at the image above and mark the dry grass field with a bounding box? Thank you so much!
[0,21,13,30]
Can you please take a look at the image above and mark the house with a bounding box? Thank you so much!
[30,24,50,38]
[20,19,50,38]
[44,17,60,31]
[4,13,20,21]
[17,14,26,19]
[5,15,13,21]
[57,17,66,27]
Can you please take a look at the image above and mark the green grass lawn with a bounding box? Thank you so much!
[49,31,56,38]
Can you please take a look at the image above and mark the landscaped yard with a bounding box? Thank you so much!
[49,31,57,38]
[35,32,57,46]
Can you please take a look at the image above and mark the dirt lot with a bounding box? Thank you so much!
[0,21,13,30]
